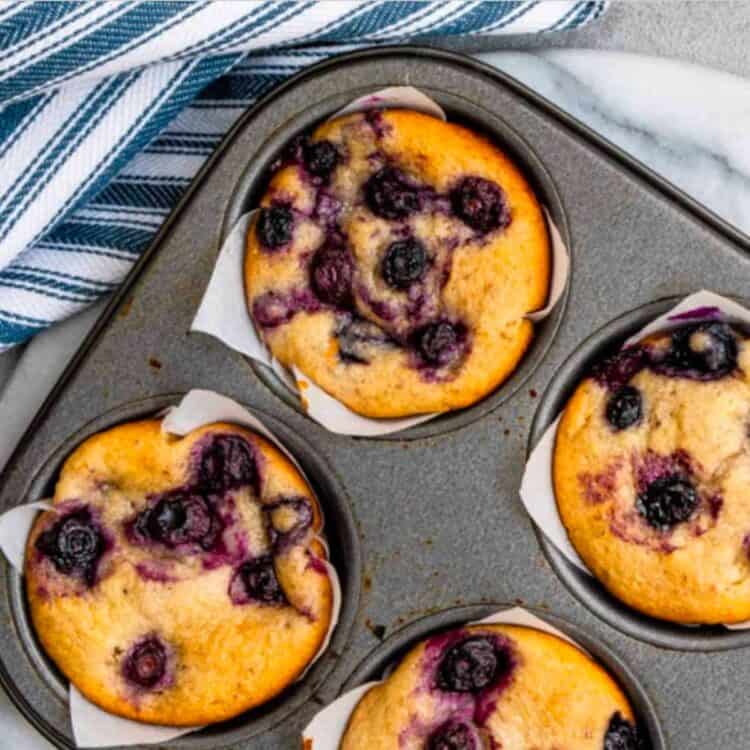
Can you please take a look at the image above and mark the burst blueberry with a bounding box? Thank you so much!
[417,321,463,366]
[665,321,737,377]
[311,244,354,306]
[199,435,257,492]
[382,238,427,289]
[265,496,313,548]
[304,139,339,179]
[365,167,421,220]
[123,637,167,689]
[336,317,392,363]
[604,712,643,750]
[636,475,698,531]
[437,636,505,693]
[606,385,643,430]
[136,492,218,549]
[35,507,105,585]
[235,556,286,604]
[427,721,477,750]
[451,176,510,233]
[256,206,293,249]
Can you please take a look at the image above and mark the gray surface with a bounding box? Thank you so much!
[2,47,750,750]
[437,1,750,78]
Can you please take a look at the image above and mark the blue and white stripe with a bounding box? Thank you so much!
[0,1,607,349]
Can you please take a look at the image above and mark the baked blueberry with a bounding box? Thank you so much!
[604,712,643,750]
[265,496,313,548]
[304,140,339,179]
[199,435,257,492]
[636,475,698,531]
[256,206,293,249]
[123,637,167,689]
[365,167,421,220]
[234,556,286,604]
[382,238,427,289]
[451,176,510,233]
[427,721,477,750]
[437,636,506,693]
[336,316,392,363]
[417,321,463,366]
[35,507,105,585]
[664,321,737,377]
[311,244,354,306]
[137,492,218,549]
[606,386,643,430]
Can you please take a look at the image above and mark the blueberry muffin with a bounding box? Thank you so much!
[245,109,550,418]
[25,419,335,725]
[340,624,643,749]
[554,320,750,624]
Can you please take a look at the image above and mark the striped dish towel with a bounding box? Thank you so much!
[0,1,607,351]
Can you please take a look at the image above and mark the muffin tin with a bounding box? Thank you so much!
[1,46,750,748]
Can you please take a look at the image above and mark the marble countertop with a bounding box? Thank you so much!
[2,4,750,747]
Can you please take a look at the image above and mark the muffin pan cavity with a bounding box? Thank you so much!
[223,83,569,440]
[340,605,665,750]
[531,298,750,651]
[6,395,361,749]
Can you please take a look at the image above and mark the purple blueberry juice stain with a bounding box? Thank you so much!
[668,306,721,322]
[135,561,177,583]
[264,495,313,551]
[229,555,286,605]
[35,505,111,587]
[122,634,172,691]
[364,109,391,139]
[427,720,481,750]
[591,347,650,391]
[578,458,624,505]
[314,189,342,228]
[252,288,322,329]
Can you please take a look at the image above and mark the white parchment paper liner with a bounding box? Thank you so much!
[0,389,342,746]
[191,86,569,436]
[520,290,750,631]
[302,606,586,750]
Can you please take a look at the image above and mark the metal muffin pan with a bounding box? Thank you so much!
[341,604,665,750]
[531,298,750,651]
[223,86,570,440]
[2,45,750,748]
[4,395,361,750]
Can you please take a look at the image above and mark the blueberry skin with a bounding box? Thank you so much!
[427,721,477,750]
[416,321,463,366]
[636,475,698,531]
[604,712,645,750]
[199,435,257,493]
[122,637,167,689]
[256,206,294,249]
[664,321,738,377]
[136,492,219,550]
[451,177,510,233]
[364,167,421,220]
[35,507,105,586]
[382,238,427,289]
[606,385,643,430]
[236,556,286,604]
[311,244,354,306]
[437,636,505,693]
[336,316,392,364]
[303,140,339,179]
